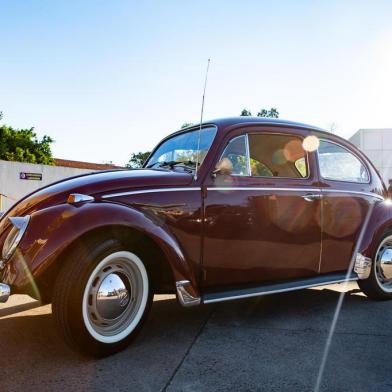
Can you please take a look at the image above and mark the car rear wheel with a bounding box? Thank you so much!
[52,237,152,357]
[358,230,392,300]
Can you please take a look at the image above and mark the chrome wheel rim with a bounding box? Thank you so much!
[375,235,392,293]
[82,251,148,344]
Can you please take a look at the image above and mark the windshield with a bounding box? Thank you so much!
[145,126,217,170]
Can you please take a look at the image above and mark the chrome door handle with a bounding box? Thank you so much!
[302,193,322,202]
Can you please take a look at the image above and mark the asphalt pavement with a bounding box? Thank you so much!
[1,282,392,392]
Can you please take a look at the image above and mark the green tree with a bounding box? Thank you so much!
[257,107,279,118]
[126,151,151,169]
[257,109,268,117]
[0,121,55,165]
[240,107,279,118]
[181,122,193,129]
[240,108,252,116]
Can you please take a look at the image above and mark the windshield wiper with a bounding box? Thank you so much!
[146,161,164,168]
[146,160,177,169]
[146,160,198,170]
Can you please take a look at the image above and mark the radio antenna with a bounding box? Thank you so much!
[194,58,211,181]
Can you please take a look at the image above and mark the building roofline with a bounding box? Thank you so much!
[54,158,124,171]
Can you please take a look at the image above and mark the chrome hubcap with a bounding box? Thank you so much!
[375,236,392,292]
[84,254,145,337]
[96,273,130,320]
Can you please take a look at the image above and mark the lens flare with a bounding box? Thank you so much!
[302,135,320,152]
[314,201,376,392]
[272,149,287,165]
[14,249,42,304]
[384,198,392,206]
[283,139,304,162]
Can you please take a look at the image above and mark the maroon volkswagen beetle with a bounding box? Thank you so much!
[1,117,392,356]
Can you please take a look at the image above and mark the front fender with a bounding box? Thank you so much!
[3,201,198,295]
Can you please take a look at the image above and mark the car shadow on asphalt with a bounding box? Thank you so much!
[0,287,389,391]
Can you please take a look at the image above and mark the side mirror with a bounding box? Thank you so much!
[212,158,233,178]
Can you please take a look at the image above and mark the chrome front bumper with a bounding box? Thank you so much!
[0,283,10,303]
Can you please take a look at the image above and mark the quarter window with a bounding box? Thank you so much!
[219,135,249,176]
[318,140,369,183]
[294,157,307,177]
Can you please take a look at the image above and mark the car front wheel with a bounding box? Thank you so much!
[358,230,392,300]
[52,238,152,357]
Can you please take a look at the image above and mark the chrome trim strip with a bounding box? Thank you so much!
[102,187,201,199]
[103,186,383,201]
[321,189,384,200]
[203,277,358,304]
[176,280,201,307]
[207,187,384,200]
[208,187,322,192]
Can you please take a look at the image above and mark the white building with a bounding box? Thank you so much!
[0,159,120,213]
[349,128,392,185]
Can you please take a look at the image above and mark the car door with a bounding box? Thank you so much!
[202,127,322,290]
[316,138,382,273]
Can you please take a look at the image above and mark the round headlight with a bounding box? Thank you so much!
[2,216,30,261]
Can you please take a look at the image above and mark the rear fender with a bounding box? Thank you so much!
[358,199,392,258]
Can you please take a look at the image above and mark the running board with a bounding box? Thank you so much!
[203,273,358,304]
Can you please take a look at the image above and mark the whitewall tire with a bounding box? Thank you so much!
[52,238,153,357]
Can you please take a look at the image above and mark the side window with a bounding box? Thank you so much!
[219,135,249,176]
[318,140,369,183]
[248,134,308,178]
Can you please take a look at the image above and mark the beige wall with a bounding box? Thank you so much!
[349,129,392,185]
[0,160,97,212]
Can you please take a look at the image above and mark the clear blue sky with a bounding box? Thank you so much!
[2,0,392,166]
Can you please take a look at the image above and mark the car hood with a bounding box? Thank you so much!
[1,169,194,221]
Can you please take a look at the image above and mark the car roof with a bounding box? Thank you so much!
[203,117,370,156]
[161,117,345,147]
[205,116,325,131]
[178,116,327,135]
